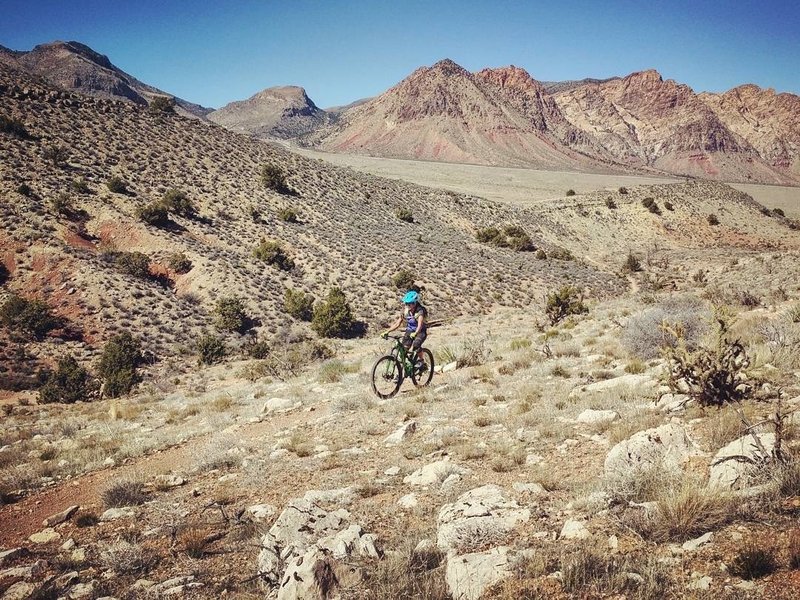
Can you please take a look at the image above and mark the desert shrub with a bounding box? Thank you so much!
[618,186,628,194]
[284,288,315,321]
[773,208,785,217]
[214,296,249,333]
[246,339,271,359]
[534,248,547,260]
[161,189,195,217]
[16,183,32,196]
[49,193,73,217]
[395,207,414,222]
[167,252,192,274]
[106,176,128,194]
[604,197,617,209]
[253,238,294,271]
[664,201,674,211]
[148,95,175,114]
[457,338,490,368]
[621,296,708,359]
[729,544,777,580]
[278,207,298,223]
[98,332,142,398]
[623,252,642,273]
[566,189,576,196]
[391,269,415,291]
[100,540,155,575]
[357,539,448,600]
[102,480,147,508]
[70,177,90,194]
[736,289,760,307]
[109,251,151,279]
[642,197,661,215]
[136,202,169,226]
[312,287,354,338]
[0,294,61,339]
[663,312,749,407]
[545,286,588,325]
[261,164,289,193]
[548,246,574,261]
[707,213,720,225]
[0,262,8,285]
[197,334,227,365]
[43,144,69,165]
[476,225,534,251]
[0,115,29,138]
[39,355,97,404]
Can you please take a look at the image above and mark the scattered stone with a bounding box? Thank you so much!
[446,546,513,600]
[28,528,61,544]
[576,409,619,425]
[246,504,277,523]
[442,361,458,373]
[262,397,302,415]
[384,466,401,476]
[0,548,28,566]
[682,532,714,551]
[100,507,135,521]
[384,420,417,446]
[604,423,700,476]
[608,535,619,550]
[398,493,419,509]
[2,582,38,600]
[154,474,186,488]
[688,575,713,590]
[437,485,530,554]
[656,393,690,412]
[512,482,546,495]
[62,538,76,551]
[270,448,290,460]
[569,373,657,399]
[709,433,776,490]
[525,453,544,465]
[559,519,590,540]
[303,487,357,506]
[43,505,79,527]
[404,459,469,487]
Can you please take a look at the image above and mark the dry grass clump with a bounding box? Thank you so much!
[729,542,778,580]
[358,539,447,600]
[789,530,800,570]
[99,539,156,574]
[102,479,147,508]
[318,359,359,383]
[283,431,314,457]
[606,412,664,445]
[621,295,708,360]
[181,527,213,559]
[706,406,745,450]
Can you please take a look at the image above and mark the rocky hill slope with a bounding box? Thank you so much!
[208,86,331,138]
[0,41,211,118]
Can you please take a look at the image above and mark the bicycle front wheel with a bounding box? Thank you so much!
[371,355,403,399]
[410,348,434,387]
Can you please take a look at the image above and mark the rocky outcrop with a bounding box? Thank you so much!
[604,423,700,476]
[708,432,776,490]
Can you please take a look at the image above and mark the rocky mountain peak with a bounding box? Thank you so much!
[474,65,543,93]
[428,58,470,77]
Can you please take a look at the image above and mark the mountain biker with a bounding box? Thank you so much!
[382,289,428,368]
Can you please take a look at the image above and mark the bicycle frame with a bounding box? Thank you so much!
[386,335,416,376]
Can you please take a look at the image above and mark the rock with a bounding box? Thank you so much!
[62,538,76,551]
[569,374,658,399]
[28,528,61,544]
[245,504,277,523]
[688,575,713,590]
[303,487,357,506]
[442,361,458,373]
[437,485,530,554]
[276,547,360,600]
[445,546,513,600]
[270,448,290,460]
[604,423,700,476]
[656,393,690,412]
[154,474,186,488]
[68,582,95,599]
[0,548,28,566]
[404,460,469,487]
[70,548,86,563]
[262,398,302,415]
[43,505,79,528]
[2,582,38,600]
[525,453,544,465]
[100,507,135,521]
[512,482,547,495]
[576,409,619,425]
[682,532,714,551]
[317,524,380,560]
[384,466,401,476]
[55,571,79,588]
[608,535,618,550]
[384,420,418,446]
[398,493,419,509]
[559,519,590,540]
[709,433,776,490]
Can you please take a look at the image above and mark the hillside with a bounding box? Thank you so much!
[0,41,211,119]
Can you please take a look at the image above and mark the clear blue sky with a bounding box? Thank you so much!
[1,0,797,109]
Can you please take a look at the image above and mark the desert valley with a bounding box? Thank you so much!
[1,39,800,600]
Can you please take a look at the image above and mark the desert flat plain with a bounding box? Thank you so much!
[1,44,800,600]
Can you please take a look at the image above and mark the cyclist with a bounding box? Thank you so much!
[382,289,428,369]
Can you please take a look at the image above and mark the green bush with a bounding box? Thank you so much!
[106,176,128,194]
[773,208,785,217]
[545,286,588,325]
[278,208,298,223]
[618,186,629,194]
[548,246,574,261]
[148,96,175,114]
[110,251,151,279]
[253,239,294,271]
[476,225,534,251]
[395,207,414,223]
[136,202,170,226]
[261,164,289,193]
[0,294,61,339]
[392,269,415,291]
[214,296,249,333]
[16,183,32,196]
[707,213,720,225]
[312,287,355,338]
[197,334,227,365]
[70,178,90,194]
[566,189,576,197]
[246,339,271,359]
[39,356,97,404]
[0,115,29,138]
[50,192,74,216]
[98,332,142,398]
[168,252,192,274]
[161,189,195,218]
[284,288,315,321]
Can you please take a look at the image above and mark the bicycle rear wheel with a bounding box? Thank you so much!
[410,348,434,387]
[371,355,403,399]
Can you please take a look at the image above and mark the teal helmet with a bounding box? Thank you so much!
[403,290,419,304]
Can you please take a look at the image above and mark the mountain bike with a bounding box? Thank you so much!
[371,335,434,399]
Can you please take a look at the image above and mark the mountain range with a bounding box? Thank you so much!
[2,41,798,185]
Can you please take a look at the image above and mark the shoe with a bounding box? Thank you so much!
[414,360,426,371]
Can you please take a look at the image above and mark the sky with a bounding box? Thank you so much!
[0,0,798,109]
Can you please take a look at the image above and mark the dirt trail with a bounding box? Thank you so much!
[0,403,326,548]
